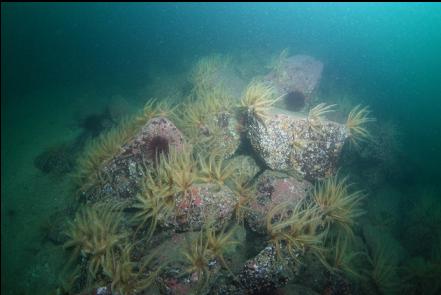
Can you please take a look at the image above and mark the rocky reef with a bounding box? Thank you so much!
[54,52,378,295]
[80,116,185,204]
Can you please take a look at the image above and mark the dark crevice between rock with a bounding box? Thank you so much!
[284,90,306,112]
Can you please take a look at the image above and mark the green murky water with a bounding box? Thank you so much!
[2,3,441,295]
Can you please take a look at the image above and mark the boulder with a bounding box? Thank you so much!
[161,183,238,232]
[246,170,312,234]
[264,55,323,111]
[247,108,348,181]
[265,55,323,96]
[238,246,299,294]
[83,117,185,204]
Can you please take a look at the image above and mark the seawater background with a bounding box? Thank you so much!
[2,3,441,294]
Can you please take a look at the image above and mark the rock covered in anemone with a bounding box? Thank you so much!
[245,170,312,234]
[82,117,185,204]
[159,183,238,232]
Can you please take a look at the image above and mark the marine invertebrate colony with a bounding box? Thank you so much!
[265,200,326,265]
[161,145,197,197]
[182,230,213,290]
[73,117,139,192]
[101,243,138,294]
[231,176,256,225]
[364,243,400,294]
[132,171,175,239]
[197,151,237,187]
[345,105,375,147]
[101,243,167,295]
[191,54,232,98]
[326,233,365,280]
[176,86,235,156]
[57,49,383,294]
[132,144,200,238]
[136,98,178,127]
[205,224,238,270]
[311,173,365,238]
[63,203,126,280]
[307,103,336,133]
[241,81,281,124]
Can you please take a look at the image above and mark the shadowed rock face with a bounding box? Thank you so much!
[285,90,306,111]
[247,108,348,181]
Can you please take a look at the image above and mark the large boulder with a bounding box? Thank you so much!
[247,108,348,181]
[264,55,323,111]
[246,170,311,234]
[238,246,299,294]
[83,117,185,204]
[160,183,238,232]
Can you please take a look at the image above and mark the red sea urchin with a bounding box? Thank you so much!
[145,135,170,162]
[138,116,185,165]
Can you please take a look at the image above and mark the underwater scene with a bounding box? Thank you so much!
[2,3,441,295]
